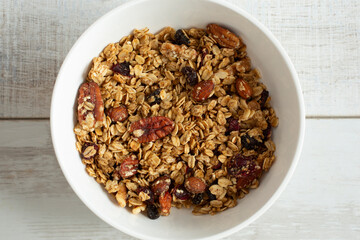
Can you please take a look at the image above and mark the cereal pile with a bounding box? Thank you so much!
[74,24,278,219]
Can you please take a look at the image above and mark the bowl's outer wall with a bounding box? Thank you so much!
[51,0,305,239]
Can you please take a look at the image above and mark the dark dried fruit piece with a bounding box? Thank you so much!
[77,81,104,130]
[191,80,214,101]
[241,134,263,150]
[129,116,175,143]
[147,203,160,220]
[81,142,99,160]
[185,177,206,194]
[212,161,222,170]
[227,117,240,132]
[206,189,217,201]
[199,48,208,68]
[119,155,139,179]
[235,78,253,100]
[159,191,172,216]
[228,154,255,177]
[185,166,193,174]
[112,61,131,77]
[107,105,128,122]
[192,193,203,205]
[174,29,190,46]
[151,175,171,196]
[207,23,243,49]
[181,66,198,86]
[137,186,154,204]
[263,122,272,140]
[172,184,191,200]
[259,90,269,109]
[147,89,161,106]
[227,153,262,189]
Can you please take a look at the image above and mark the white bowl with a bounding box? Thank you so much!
[50,0,305,239]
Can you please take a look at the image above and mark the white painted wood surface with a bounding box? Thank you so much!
[0,0,360,117]
[1,0,360,239]
[0,119,359,239]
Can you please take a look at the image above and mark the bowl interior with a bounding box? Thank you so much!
[51,0,305,239]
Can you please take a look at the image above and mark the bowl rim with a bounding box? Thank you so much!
[50,0,305,239]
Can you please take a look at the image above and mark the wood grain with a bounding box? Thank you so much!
[0,0,359,118]
[0,119,359,239]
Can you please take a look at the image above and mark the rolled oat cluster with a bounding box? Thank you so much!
[74,24,278,218]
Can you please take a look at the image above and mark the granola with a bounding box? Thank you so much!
[74,24,279,218]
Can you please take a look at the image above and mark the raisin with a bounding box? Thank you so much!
[206,189,217,201]
[147,204,160,220]
[112,61,131,76]
[192,193,203,205]
[241,134,263,150]
[172,184,191,200]
[181,66,198,86]
[259,90,269,109]
[174,29,190,46]
[147,89,161,106]
[263,122,272,140]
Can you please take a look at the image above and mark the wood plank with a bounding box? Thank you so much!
[0,119,359,239]
[0,0,360,118]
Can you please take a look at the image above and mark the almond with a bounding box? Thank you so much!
[185,177,206,194]
[191,80,214,101]
[207,23,243,49]
[235,78,253,99]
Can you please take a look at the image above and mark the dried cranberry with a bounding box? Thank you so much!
[147,203,160,220]
[258,90,269,109]
[241,134,262,150]
[227,153,262,189]
[174,29,190,46]
[112,61,131,76]
[137,186,154,204]
[147,89,161,106]
[192,193,203,205]
[227,117,240,132]
[206,189,216,201]
[172,184,191,200]
[81,142,99,160]
[181,66,198,86]
[228,154,255,177]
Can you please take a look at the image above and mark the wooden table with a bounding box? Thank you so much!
[1,0,359,239]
